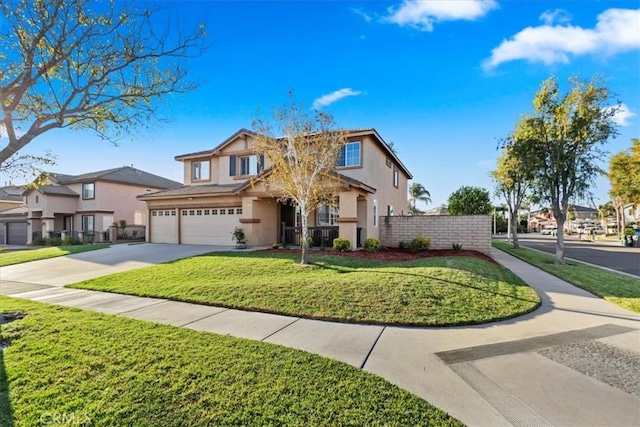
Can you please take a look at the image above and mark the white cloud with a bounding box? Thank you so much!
[385,0,498,32]
[539,8,572,25]
[312,88,363,109]
[351,7,373,23]
[483,8,640,70]
[609,103,637,126]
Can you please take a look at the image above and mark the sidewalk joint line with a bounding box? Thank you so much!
[116,299,171,315]
[180,308,231,327]
[261,318,301,341]
[360,326,386,369]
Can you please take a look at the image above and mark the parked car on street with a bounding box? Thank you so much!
[541,227,557,236]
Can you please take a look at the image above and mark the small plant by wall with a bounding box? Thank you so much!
[364,238,382,253]
[410,237,430,251]
[452,242,463,251]
[333,237,351,252]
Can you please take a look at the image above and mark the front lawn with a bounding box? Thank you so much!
[69,251,540,326]
[493,240,640,312]
[0,244,110,267]
[0,297,461,426]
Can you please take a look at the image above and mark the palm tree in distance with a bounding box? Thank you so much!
[408,182,432,214]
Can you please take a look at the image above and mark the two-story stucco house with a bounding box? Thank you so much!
[138,128,412,247]
[23,166,181,243]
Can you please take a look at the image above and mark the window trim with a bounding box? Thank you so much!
[82,182,95,200]
[239,154,258,176]
[337,141,362,168]
[82,215,95,233]
[316,204,339,226]
[191,160,211,182]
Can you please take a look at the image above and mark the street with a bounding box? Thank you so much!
[502,234,640,276]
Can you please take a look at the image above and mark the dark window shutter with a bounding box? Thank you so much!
[230,155,236,176]
[258,154,265,172]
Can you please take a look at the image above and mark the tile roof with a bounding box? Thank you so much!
[138,184,241,199]
[0,186,24,202]
[38,185,80,197]
[57,166,181,189]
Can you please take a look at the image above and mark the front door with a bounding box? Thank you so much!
[280,203,296,244]
[63,215,74,231]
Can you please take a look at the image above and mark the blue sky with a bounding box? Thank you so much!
[7,0,640,209]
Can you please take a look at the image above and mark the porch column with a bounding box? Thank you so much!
[41,217,55,239]
[338,191,358,249]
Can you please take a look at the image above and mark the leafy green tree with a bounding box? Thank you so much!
[447,186,492,215]
[597,201,615,231]
[408,182,431,214]
[491,142,534,249]
[609,139,640,237]
[0,0,207,165]
[505,76,618,264]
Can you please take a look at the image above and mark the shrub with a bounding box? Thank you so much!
[300,236,314,247]
[452,242,463,251]
[62,236,81,246]
[333,237,351,252]
[364,238,381,252]
[272,242,281,249]
[398,240,408,249]
[46,237,63,246]
[33,236,47,245]
[410,237,430,251]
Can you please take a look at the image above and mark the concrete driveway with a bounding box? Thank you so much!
[0,243,237,287]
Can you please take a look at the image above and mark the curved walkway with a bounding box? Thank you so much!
[1,248,639,427]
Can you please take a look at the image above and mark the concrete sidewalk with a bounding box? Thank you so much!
[1,248,639,426]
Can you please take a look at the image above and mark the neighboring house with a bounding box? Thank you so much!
[423,205,448,216]
[624,203,639,223]
[529,205,598,232]
[0,186,28,244]
[23,166,181,244]
[138,128,412,247]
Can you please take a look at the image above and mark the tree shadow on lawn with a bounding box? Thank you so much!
[311,262,541,306]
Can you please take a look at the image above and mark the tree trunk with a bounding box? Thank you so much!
[510,210,520,249]
[555,216,566,264]
[300,211,309,265]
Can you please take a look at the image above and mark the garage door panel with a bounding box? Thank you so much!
[7,222,27,245]
[150,210,176,244]
[181,208,240,245]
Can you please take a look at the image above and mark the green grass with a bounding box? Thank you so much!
[0,244,109,267]
[69,252,540,326]
[492,240,640,312]
[0,296,462,426]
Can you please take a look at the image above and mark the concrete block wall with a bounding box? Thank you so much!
[379,215,492,254]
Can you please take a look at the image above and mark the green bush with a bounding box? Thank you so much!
[33,236,47,245]
[410,237,430,251]
[333,237,351,252]
[364,238,381,252]
[46,237,63,246]
[62,236,82,246]
[300,236,314,247]
[452,242,463,251]
[398,240,408,249]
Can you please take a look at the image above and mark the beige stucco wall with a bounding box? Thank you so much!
[66,182,150,226]
[379,215,492,254]
[241,197,278,246]
[338,135,409,242]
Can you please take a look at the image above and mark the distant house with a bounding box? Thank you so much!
[529,205,598,232]
[22,166,180,244]
[138,128,412,247]
[423,205,448,216]
[0,186,28,245]
[623,203,639,223]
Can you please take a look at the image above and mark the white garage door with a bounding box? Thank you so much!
[180,207,241,245]
[150,210,177,244]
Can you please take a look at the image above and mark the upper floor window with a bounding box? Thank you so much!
[337,141,361,167]
[317,204,339,226]
[192,161,210,181]
[82,183,95,200]
[240,155,258,176]
[393,168,399,188]
[35,195,39,203]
